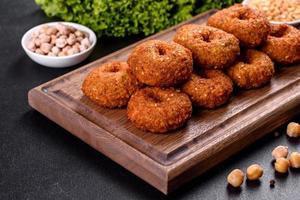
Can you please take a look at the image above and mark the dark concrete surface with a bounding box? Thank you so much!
[0,1,300,199]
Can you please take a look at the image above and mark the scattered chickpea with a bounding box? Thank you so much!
[289,152,300,168]
[287,122,300,137]
[227,169,244,187]
[272,145,289,159]
[274,157,290,173]
[246,164,263,180]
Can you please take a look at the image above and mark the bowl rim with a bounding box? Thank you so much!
[242,0,300,25]
[21,21,97,60]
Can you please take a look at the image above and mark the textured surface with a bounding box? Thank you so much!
[1,0,300,199]
[81,61,140,108]
[207,4,270,48]
[173,24,240,69]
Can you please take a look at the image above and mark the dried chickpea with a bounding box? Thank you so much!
[39,33,51,43]
[51,46,60,55]
[68,26,76,33]
[75,30,83,37]
[60,35,68,40]
[79,44,87,52]
[46,27,58,35]
[34,38,41,47]
[55,37,67,48]
[248,0,300,22]
[40,43,53,54]
[287,122,300,137]
[39,25,48,34]
[35,48,44,55]
[28,23,91,57]
[72,45,80,54]
[67,48,75,56]
[77,36,84,42]
[227,169,244,187]
[81,37,90,47]
[50,35,57,45]
[48,52,56,57]
[28,41,36,51]
[83,32,90,39]
[274,157,290,173]
[67,34,76,45]
[289,152,300,168]
[62,46,71,53]
[58,51,67,57]
[272,145,289,159]
[56,31,62,37]
[246,164,263,180]
[31,29,40,38]
[56,23,70,35]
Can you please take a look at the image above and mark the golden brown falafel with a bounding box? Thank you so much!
[261,24,300,65]
[127,87,192,133]
[207,4,270,48]
[173,24,240,70]
[127,40,193,87]
[227,49,275,89]
[82,61,141,108]
[181,70,233,109]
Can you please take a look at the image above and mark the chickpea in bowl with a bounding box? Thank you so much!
[242,0,300,26]
[21,22,97,68]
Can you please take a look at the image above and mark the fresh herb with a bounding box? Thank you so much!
[35,0,241,37]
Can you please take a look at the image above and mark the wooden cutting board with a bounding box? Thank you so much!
[28,10,300,194]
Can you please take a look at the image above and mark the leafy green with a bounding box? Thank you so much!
[195,0,242,13]
[35,0,241,37]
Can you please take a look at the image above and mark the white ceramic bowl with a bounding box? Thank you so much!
[21,22,97,68]
[242,0,300,27]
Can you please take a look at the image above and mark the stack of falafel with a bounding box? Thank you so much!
[82,4,300,133]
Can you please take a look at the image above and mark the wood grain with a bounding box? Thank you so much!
[28,10,300,194]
